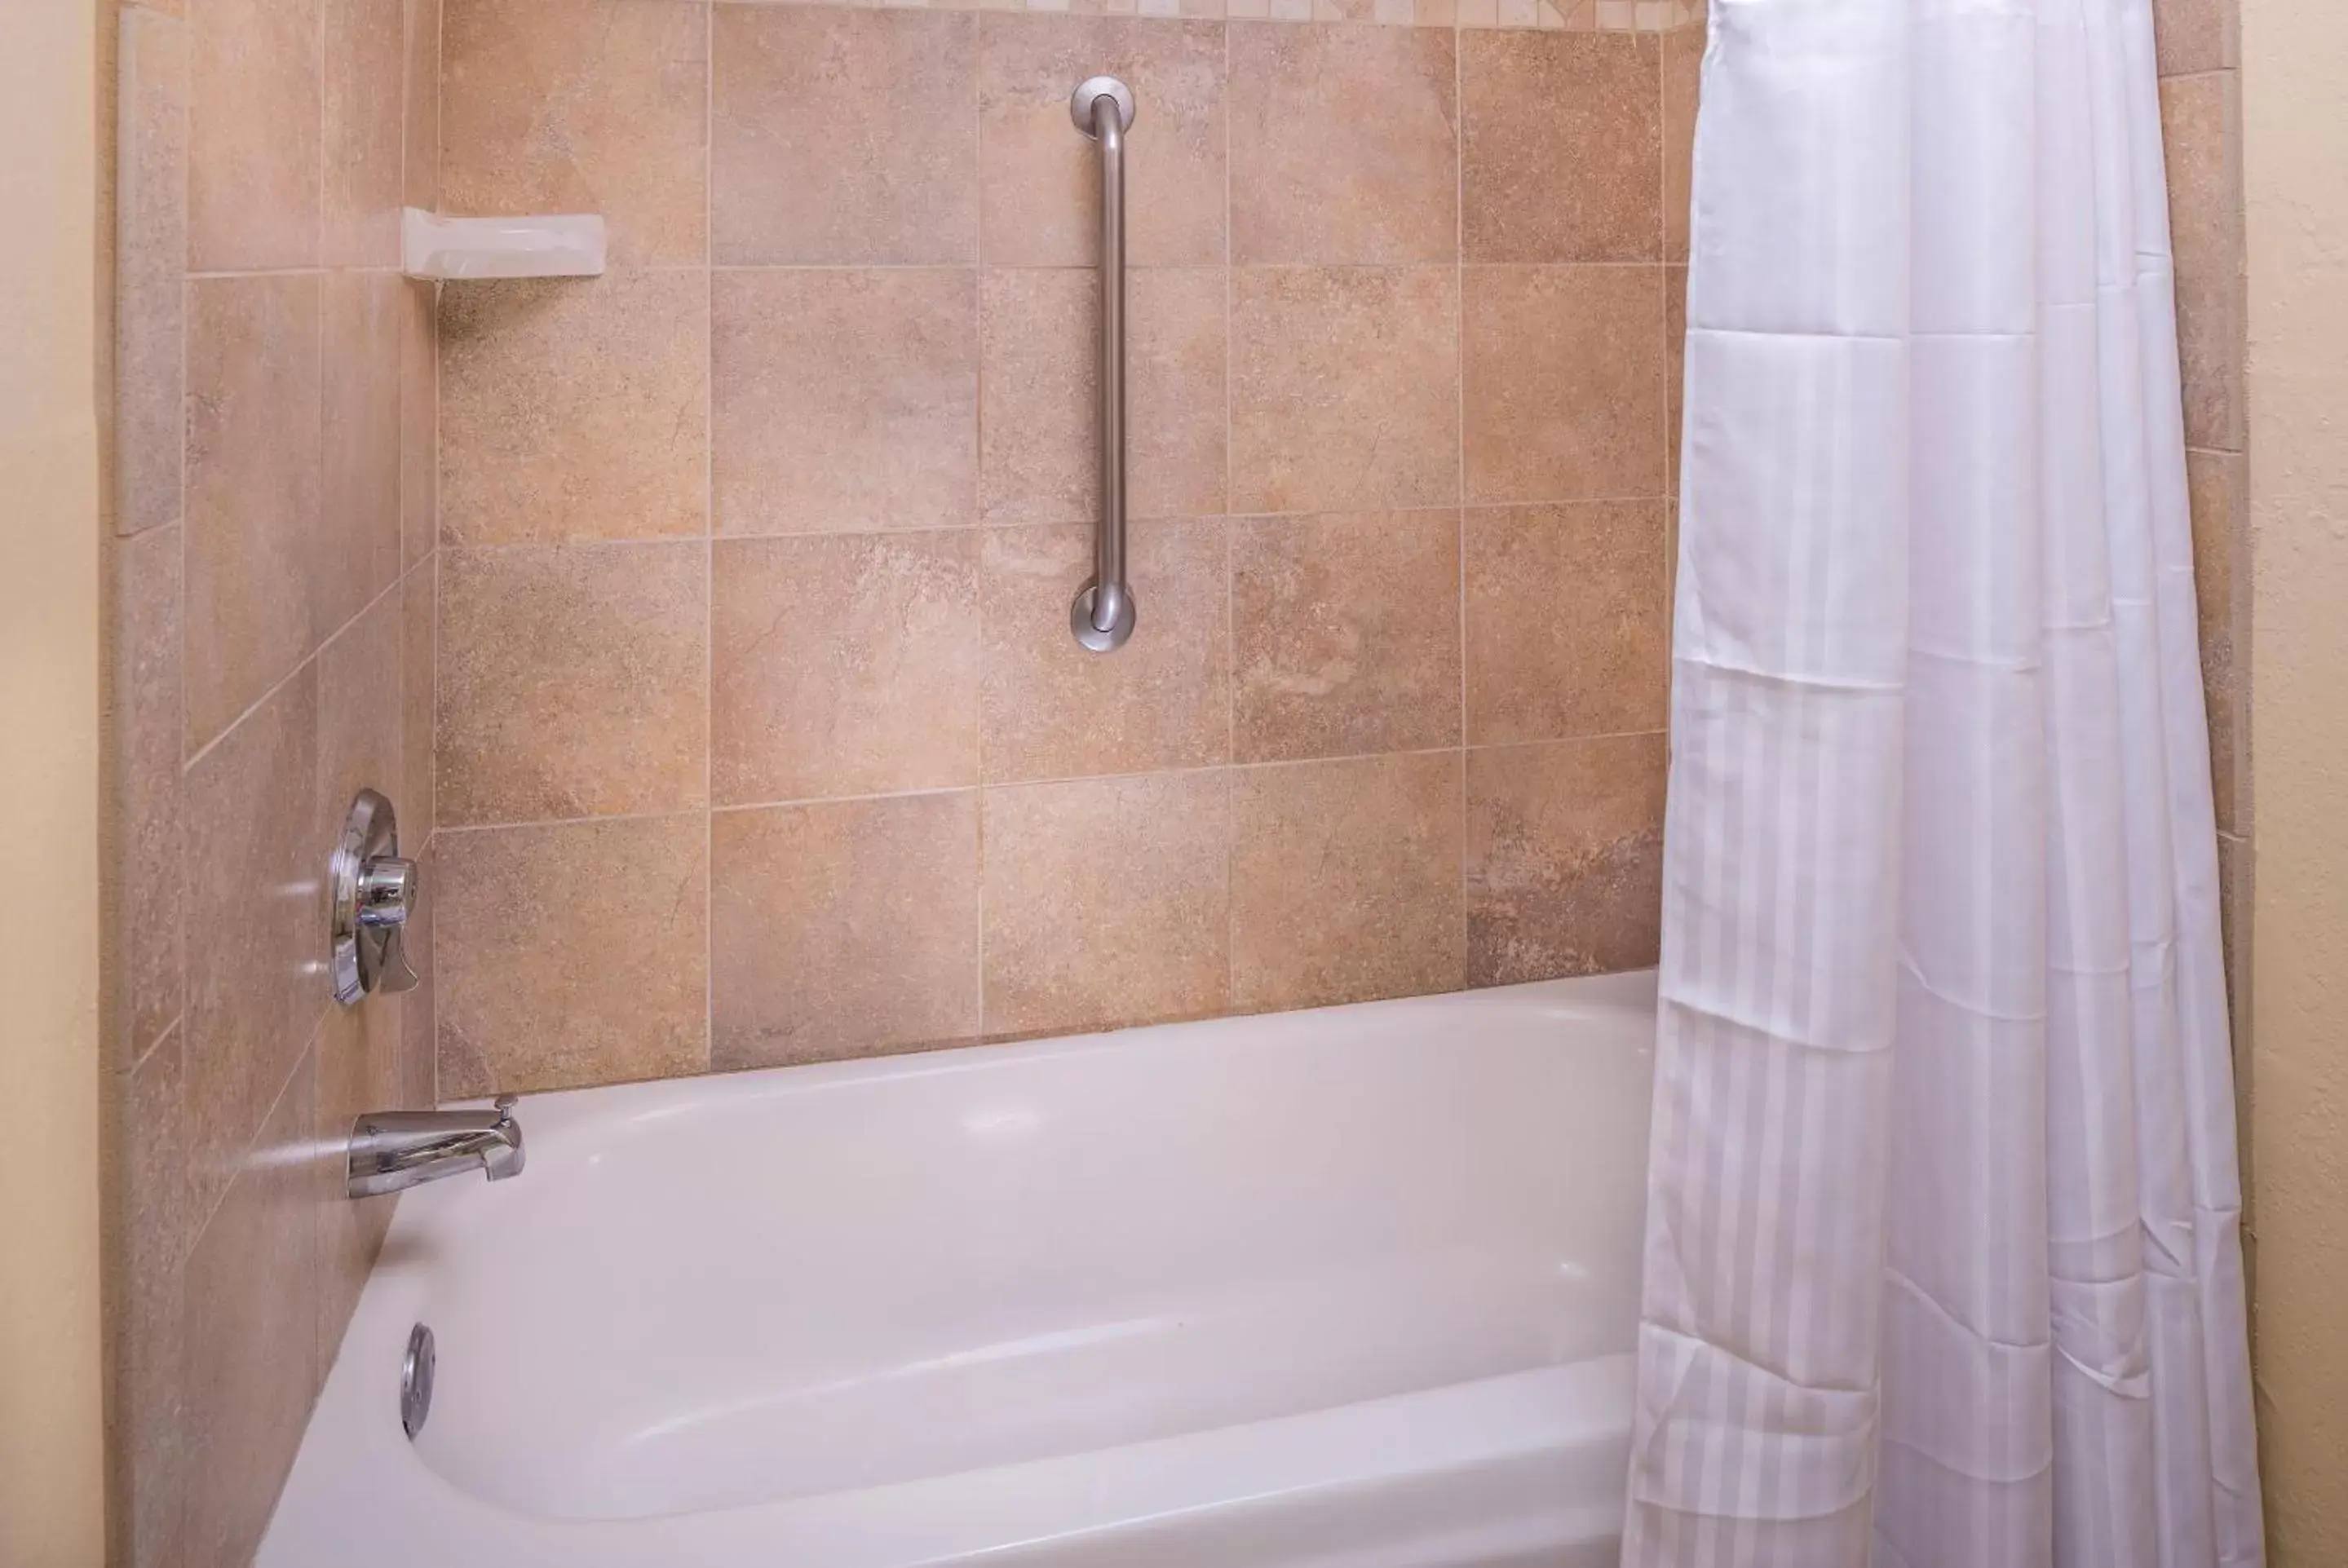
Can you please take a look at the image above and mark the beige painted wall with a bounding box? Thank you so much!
[0,0,110,1560]
[2244,0,2348,1557]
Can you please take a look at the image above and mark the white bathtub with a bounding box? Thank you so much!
[259,972,1656,1568]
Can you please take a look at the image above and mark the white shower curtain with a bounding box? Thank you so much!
[1627,1,2262,1563]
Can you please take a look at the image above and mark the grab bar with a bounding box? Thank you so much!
[1069,76,1136,652]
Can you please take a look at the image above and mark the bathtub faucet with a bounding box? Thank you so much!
[347,1096,525,1199]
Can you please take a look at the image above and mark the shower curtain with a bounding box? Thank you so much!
[1627,1,2262,1563]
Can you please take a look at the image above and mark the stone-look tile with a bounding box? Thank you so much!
[117,6,188,538]
[184,665,325,1208]
[712,269,976,536]
[182,1048,317,1568]
[315,995,404,1360]
[400,277,436,571]
[1229,23,1457,264]
[1130,268,1231,521]
[1230,752,1466,1012]
[1231,510,1461,763]
[119,1027,192,1568]
[712,794,981,1069]
[188,0,321,270]
[1663,23,1700,263]
[1230,267,1459,515]
[317,592,407,1135]
[324,0,405,267]
[980,267,1226,525]
[2160,72,2244,454]
[320,272,405,637]
[978,15,1227,267]
[710,532,979,803]
[185,275,322,753]
[2190,448,2247,834]
[2218,830,2250,1038]
[440,0,708,267]
[403,0,440,211]
[712,7,977,265]
[1466,501,1667,743]
[1464,264,1667,503]
[436,815,710,1097]
[2154,0,2233,76]
[980,518,1229,781]
[977,267,1092,527]
[399,837,438,1111]
[114,525,186,1067]
[401,560,436,845]
[438,271,709,545]
[1466,734,1665,983]
[1665,497,1680,648]
[1461,32,1660,263]
[318,587,404,859]
[1665,264,1686,493]
[439,541,708,824]
[982,771,1231,1038]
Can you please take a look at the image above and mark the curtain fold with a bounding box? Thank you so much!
[1625,1,2262,1562]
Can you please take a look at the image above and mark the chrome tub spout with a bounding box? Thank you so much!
[347,1096,524,1199]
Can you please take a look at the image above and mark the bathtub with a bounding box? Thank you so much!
[259,971,1656,1568]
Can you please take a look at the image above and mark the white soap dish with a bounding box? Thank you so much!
[400,208,606,280]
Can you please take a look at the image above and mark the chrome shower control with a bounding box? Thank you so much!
[331,788,421,1005]
[356,854,418,927]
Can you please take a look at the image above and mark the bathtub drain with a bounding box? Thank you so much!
[401,1323,436,1440]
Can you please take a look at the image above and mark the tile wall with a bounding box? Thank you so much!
[2155,0,2251,1023]
[2152,0,2256,1311]
[426,0,1707,1097]
[102,0,440,1561]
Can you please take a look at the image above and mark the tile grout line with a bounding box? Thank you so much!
[691,0,1691,32]
[175,278,192,774]
[173,0,195,1042]
[429,0,444,1111]
[395,0,414,1115]
[185,1001,334,1303]
[310,0,329,1218]
[688,258,1667,273]
[972,20,989,1040]
[187,263,414,280]
[181,568,406,777]
[1659,17,1673,681]
[307,0,332,1360]
[391,0,428,1119]
[126,1008,185,1081]
[1454,20,1470,968]
[1230,9,1249,1005]
[703,0,718,1074]
[432,495,1672,556]
[433,730,1668,838]
[305,0,347,1251]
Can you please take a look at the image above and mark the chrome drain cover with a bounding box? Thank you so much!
[400,1323,436,1440]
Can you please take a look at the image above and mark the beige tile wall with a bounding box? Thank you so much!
[428,3,1700,1096]
[2152,0,2257,1388]
[102,0,440,1561]
[2154,0,2252,1031]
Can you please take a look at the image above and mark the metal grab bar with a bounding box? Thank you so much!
[1069,76,1137,652]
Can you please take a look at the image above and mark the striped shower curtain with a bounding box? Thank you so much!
[1625,1,2263,1563]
